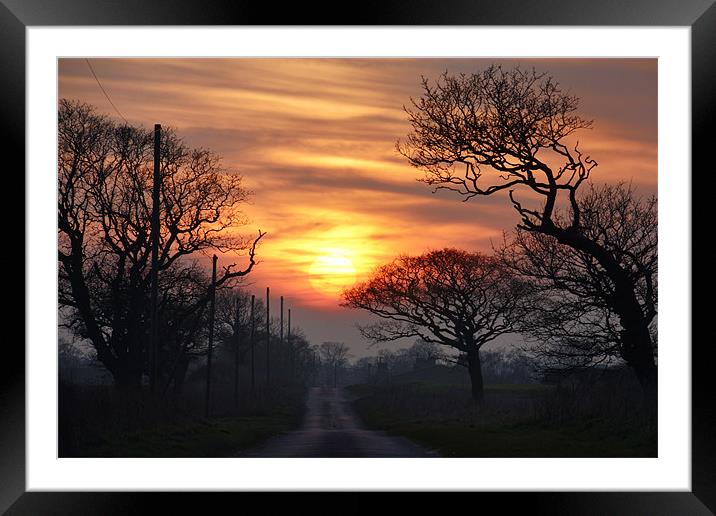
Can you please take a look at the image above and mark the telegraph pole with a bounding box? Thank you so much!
[280,296,284,346]
[233,294,241,411]
[288,308,294,379]
[150,123,161,394]
[204,254,217,418]
[280,295,284,372]
[266,287,270,387]
[249,294,256,397]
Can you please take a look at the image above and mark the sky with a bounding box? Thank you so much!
[58,58,657,357]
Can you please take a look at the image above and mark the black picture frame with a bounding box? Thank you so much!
[3,1,714,513]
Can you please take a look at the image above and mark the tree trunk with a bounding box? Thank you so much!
[466,351,485,407]
[633,362,657,422]
[548,225,657,419]
[623,326,658,421]
[172,354,190,398]
[61,241,118,374]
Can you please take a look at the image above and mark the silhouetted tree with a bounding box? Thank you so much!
[398,66,658,415]
[216,288,252,348]
[154,263,212,396]
[405,340,443,363]
[499,183,657,377]
[213,290,318,390]
[342,248,527,404]
[350,356,378,383]
[58,99,265,392]
[376,349,399,376]
[480,349,536,384]
[208,287,251,405]
[287,329,316,385]
[318,342,350,387]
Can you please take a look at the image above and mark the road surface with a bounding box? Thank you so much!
[236,386,439,457]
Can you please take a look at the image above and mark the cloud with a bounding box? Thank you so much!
[59,57,657,356]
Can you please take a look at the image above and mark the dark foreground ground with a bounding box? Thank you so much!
[61,383,438,457]
[347,382,657,457]
[61,382,305,457]
[77,412,302,457]
[236,386,438,457]
[61,377,655,458]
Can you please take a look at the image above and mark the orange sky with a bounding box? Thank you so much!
[58,58,657,355]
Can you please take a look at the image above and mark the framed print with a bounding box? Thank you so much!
[3,0,715,513]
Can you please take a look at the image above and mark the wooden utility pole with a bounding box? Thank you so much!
[150,123,161,394]
[233,294,241,411]
[280,296,284,375]
[266,287,270,387]
[288,308,293,379]
[249,294,256,396]
[204,254,217,418]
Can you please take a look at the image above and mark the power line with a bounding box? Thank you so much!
[84,58,129,125]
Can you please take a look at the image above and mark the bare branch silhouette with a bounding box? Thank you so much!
[498,183,657,375]
[399,66,658,416]
[58,99,265,391]
[342,248,528,405]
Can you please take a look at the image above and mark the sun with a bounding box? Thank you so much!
[308,252,358,299]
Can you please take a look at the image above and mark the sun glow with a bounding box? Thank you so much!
[308,251,358,299]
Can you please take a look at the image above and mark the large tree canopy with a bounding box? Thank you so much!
[342,248,527,403]
[58,99,265,389]
[318,341,350,387]
[398,65,595,225]
[499,183,657,374]
[399,66,658,416]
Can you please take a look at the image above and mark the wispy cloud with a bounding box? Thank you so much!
[59,58,657,354]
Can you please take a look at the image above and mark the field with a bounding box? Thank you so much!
[346,382,657,457]
[59,380,306,457]
[76,414,302,457]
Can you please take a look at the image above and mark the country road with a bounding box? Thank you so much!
[236,386,439,457]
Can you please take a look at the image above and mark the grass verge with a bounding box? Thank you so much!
[79,412,303,457]
[347,383,656,458]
